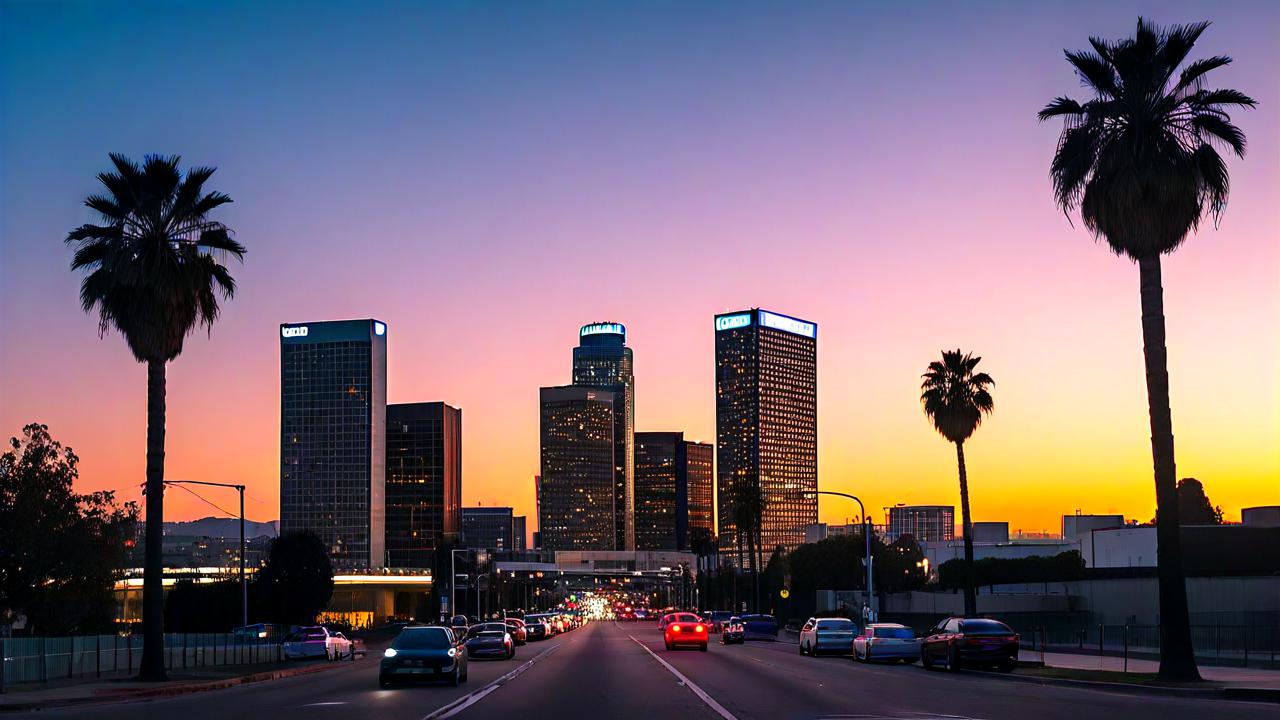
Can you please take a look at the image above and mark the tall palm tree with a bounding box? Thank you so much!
[729,477,763,611]
[920,350,994,617]
[65,154,244,681]
[1040,18,1253,681]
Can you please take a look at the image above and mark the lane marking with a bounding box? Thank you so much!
[420,643,562,720]
[300,701,349,707]
[628,635,738,720]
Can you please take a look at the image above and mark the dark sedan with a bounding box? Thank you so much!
[379,626,469,687]
[466,623,516,659]
[524,616,550,640]
[719,616,745,645]
[921,617,1019,672]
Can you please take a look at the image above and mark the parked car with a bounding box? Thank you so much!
[720,616,745,645]
[283,626,352,660]
[524,615,550,641]
[505,618,527,645]
[921,617,1019,672]
[662,613,708,651]
[379,626,469,687]
[232,623,284,642]
[465,622,516,660]
[853,623,920,663]
[739,614,779,641]
[798,617,857,656]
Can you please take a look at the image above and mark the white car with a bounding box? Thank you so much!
[283,626,353,660]
[798,617,857,656]
[853,623,921,663]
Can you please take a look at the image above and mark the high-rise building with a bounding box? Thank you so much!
[385,402,462,568]
[539,385,616,551]
[571,322,635,551]
[511,516,527,550]
[714,309,818,566]
[887,505,955,542]
[634,432,714,551]
[462,507,515,550]
[280,319,388,569]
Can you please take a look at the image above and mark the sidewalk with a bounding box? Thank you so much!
[0,658,351,712]
[1020,649,1280,689]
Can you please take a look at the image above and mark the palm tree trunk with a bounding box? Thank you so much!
[139,360,167,681]
[956,441,977,616]
[1139,255,1200,681]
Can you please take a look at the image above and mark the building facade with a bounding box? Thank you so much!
[571,322,636,551]
[714,309,818,566]
[887,505,955,542]
[385,402,462,568]
[539,385,617,552]
[511,515,527,550]
[634,432,714,551]
[280,319,387,569]
[462,507,516,550]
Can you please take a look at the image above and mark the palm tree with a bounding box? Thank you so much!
[1040,18,1253,681]
[729,477,763,611]
[65,154,244,680]
[920,350,994,617]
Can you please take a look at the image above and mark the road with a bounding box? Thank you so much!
[10,621,1272,719]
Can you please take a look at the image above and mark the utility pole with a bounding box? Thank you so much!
[794,490,874,620]
[164,480,248,627]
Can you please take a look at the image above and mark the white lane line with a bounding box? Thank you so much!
[628,635,738,720]
[420,643,562,720]
[300,701,349,707]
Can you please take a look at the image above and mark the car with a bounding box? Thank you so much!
[505,618,528,645]
[921,617,1019,672]
[853,623,921,663]
[798,617,857,656]
[524,616,550,641]
[465,622,516,660]
[662,612,708,651]
[704,611,735,633]
[282,626,352,660]
[379,626,469,687]
[450,614,470,636]
[719,616,745,645]
[739,614,779,641]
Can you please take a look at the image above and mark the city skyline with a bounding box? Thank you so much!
[2,1,1277,537]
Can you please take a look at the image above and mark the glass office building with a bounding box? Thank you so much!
[634,432,714,551]
[385,402,462,568]
[887,505,955,542]
[280,319,387,569]
[539,385,616,551]
[462,507,515,550]
[714,309,818,567]
[571,322,635,551]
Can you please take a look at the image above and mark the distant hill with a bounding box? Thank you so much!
[164,517,278,539]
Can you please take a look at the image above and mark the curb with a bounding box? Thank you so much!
[966,667,1271,701]
[0,659,353,713]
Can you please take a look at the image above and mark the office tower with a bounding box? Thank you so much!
[385,402,462,568]
[462,507,515,550]
[887,505,955,542]
[571,322,635,551]
[511,516,527,550]
[539,385,616,551]
[714,309,818,567]
[634,432,714,551]
[280,319,387,569]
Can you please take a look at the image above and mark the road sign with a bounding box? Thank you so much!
[779,588,790,599]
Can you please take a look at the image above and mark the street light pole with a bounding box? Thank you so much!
[795,490,874,621]
[163,480,248,627]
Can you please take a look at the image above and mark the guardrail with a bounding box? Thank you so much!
[0,633,287,690]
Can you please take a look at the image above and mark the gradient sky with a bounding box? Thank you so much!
[2,1,1277,539]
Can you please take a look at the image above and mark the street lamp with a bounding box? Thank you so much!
[793,490,875,621]
[163,480,248,627]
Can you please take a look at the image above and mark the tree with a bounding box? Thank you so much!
[920,350,995,617]
[1149,478,1224,525]
[1040,18,1253,681]
[938,551,1086,589]
[257,531,334,627]
[64,154,244,679]
[0,423,138,635]
[730,478,764,611]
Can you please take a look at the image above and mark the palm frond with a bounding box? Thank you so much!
[1064,50,1118,96]
[1192,114,1247,156]
[1038,96,1085,122]
[1176,56,1232,93]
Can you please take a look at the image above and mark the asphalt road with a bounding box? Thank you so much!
[11,621,1273,719]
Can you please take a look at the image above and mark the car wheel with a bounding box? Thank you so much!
[799,642,806,655]
[921,647,934,670]
[450,668,460,687]
[700,644,708,652]
[999,659,1016,673]
[946,644,960,673]
[665,640,672,651]
[379,675,393,689]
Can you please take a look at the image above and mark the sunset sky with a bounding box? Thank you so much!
[2,1,1276,538]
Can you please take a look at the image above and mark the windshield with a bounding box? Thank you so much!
[873,627,916,639]
[675,614,701,623]
[816,619,854,631]
[394,628,451,650]
[961,620,1013,635]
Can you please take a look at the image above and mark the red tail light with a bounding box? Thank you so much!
[672,625,681,633]
[695,625,705,633]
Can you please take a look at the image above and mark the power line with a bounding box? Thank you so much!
[165,481,237,518]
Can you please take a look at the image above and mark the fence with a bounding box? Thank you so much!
[1,633,286,690]
[1013,623,1280,669]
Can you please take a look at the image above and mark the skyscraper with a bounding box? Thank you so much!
[634,432,714,551]
[714,309,818,567]
[280,319,387,569]
[539,385,616,551]
[888,505,955,542]
[511,515,527,550]
[571,322,635,551]
[462,507,515,550]
[385,402,462,568]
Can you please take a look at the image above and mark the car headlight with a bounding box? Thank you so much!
[383,648,397,658]
[447,648,457,657]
